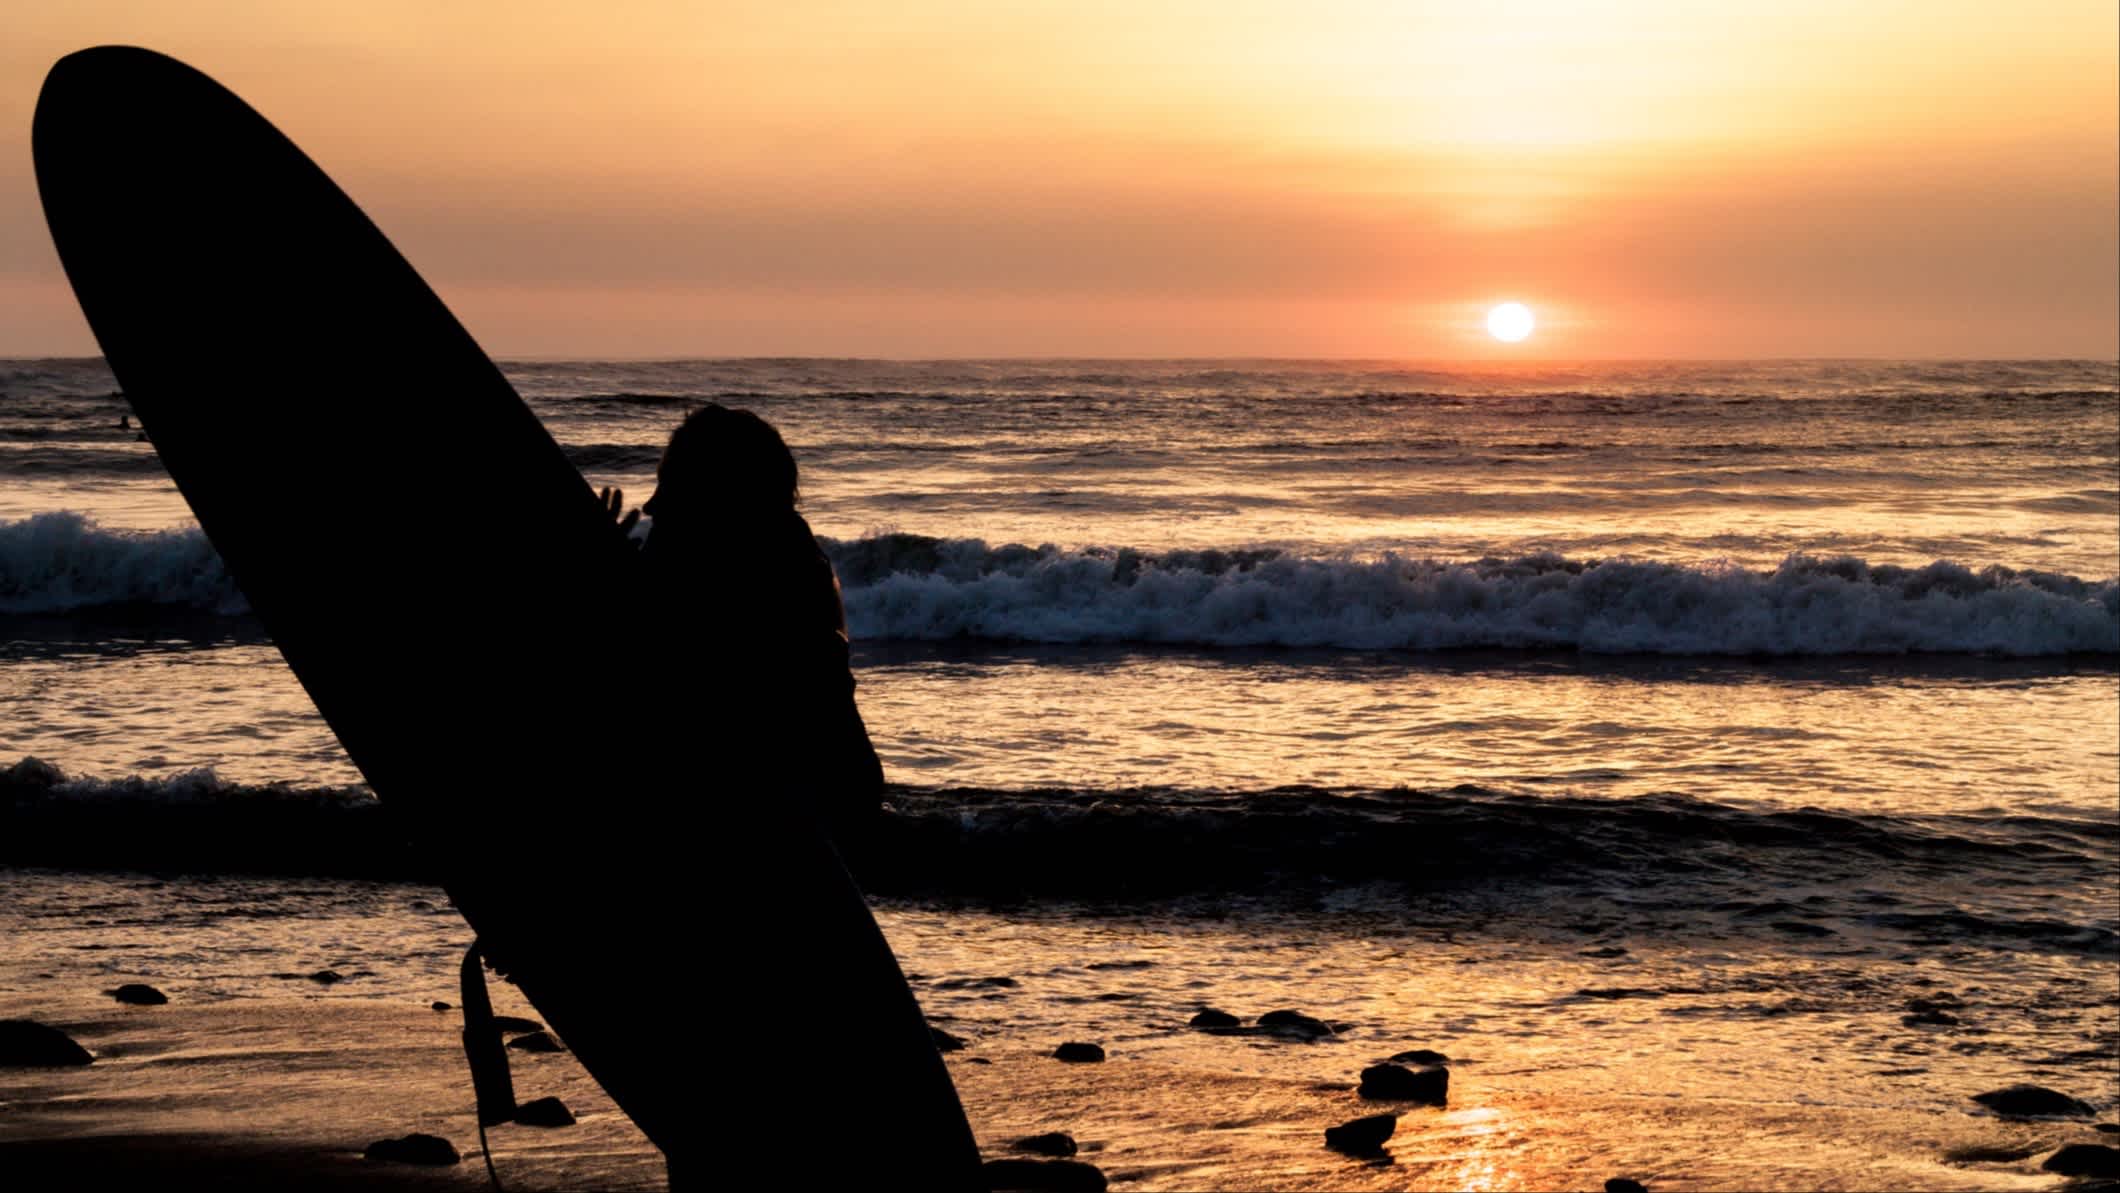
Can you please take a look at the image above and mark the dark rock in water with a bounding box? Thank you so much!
[1901,1010,1959,1027]
[1052,1042,1105,1063]
[1012,1132,1079,1157]
[1770,920,1835,937]
[109,983,168,1006]
[2044,1145,2120,1178]
[2097,1122,2120,1134]
[1971,1084,2095,1118]
[1324,1113,1397,1154]
[429,1001,451,1012]
[490,1015,542,1034]
[1257,1010,1334,1040]
[1605,1180,1649,1193]
[507,1031,565,1054]
[936,975,1019,990]
[1906,995,1961,1014]
[1189,1009,1241,1029]
[0,1020,93,1066]
[364,1134,460,1165]
[981,1158,1107,1192]
[308,969,344,985]
[513,1096,576,1128]
[1386,1049,1449,1066]
[1580,946,1630,958]
[965,1057,992,1065]
[930,1026,968,1053]
[1358,1063,1448,1104]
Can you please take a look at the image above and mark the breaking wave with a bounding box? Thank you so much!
[826,534,2118,656]
[4,512,2120,656]
[5,514,2114,655]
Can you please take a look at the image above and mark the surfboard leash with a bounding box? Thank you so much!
[461,942,514,1192]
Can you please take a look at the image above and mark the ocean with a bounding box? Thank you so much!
[3,357,2116,1190]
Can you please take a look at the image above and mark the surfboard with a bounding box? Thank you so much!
[33,46,981,1187]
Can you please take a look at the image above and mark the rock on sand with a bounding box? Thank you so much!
[1052,1042,1105,1063]
[1256,1010,1335,1040]
[108,983,168,1006]
[2043,1144,2120,1178]
[0,1020,93,1066]
[507,1030,565,1053]
[1971,1084,2095,1118]
[1323,1113,1397,1154]
[513,1096,576,1128]
[1012,1132,1078,1157]
[1358,1063,1448,1104]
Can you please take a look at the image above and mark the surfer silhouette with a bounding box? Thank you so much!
[610,405,886,841]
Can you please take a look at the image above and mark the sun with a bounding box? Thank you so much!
[1487,302,1535,343]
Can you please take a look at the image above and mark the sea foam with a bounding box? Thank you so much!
[4,513,2114,656]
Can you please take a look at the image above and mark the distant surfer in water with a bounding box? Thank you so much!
[603,405,885,841]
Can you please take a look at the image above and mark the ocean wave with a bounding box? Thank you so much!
[5,759,2112,952]
[6,513,2115,655]
[0,513,244,615]
[828,534,2120,656]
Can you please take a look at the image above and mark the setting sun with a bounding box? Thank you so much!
[1487,302,1535,343]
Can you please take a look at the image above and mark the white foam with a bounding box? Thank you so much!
[6,513,2112,656]
[828,538,2120,657]
[0,512,244,614]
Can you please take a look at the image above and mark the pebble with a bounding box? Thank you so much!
[1357,1063,1448,1105]
[513,1096,576,1128]
[507,1031,565,1054]
[1971,1084,2095,1118]
[1256,1010,1335,1040]
[109,983,168,1006]
[1052,1042,1105,1063]
[1323,1113,1397,1154]
[2044,1144,2120,1178]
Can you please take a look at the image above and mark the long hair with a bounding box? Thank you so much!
[650,404,798,519]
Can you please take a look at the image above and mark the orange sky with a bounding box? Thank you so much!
[3,1,2115,358]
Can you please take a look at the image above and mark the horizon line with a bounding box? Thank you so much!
[4,353,2116,367]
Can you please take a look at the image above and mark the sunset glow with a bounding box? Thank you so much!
[3,2,2115,356]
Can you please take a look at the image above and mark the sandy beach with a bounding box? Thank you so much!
[5,878,2115,1192]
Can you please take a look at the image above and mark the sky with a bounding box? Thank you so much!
[2,1,2116,359]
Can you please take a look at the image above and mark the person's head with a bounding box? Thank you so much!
[642,404,797,528]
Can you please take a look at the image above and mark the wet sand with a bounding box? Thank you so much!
[4,987,2111,1191]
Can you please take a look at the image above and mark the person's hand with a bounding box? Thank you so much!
[600,486,642,541]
